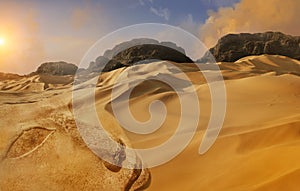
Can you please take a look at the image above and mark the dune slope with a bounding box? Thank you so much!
[94,55,300,191]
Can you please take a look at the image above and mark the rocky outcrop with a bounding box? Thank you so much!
[199,32,300,63]
[35,61,78,76]
[102,38,186,59]
[102,44,193,72]
[86,38,192,72]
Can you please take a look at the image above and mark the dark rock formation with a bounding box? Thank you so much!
[102,44,193,72]
[102,38,186,59]
[35,61,78,76]
[198,32,300,63]
[86,38,192,72]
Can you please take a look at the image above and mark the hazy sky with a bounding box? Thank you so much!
[0,0,299,74]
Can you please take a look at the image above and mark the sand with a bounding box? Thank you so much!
[0,74,150,190]
[0,54,299,190]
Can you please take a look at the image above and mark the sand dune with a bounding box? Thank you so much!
[0,54,299,190]
[147,76,300,190]
[0,74,74,92]
[94,55,300,190]
[0,76,150,190]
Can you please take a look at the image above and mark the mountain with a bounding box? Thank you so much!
[198,32,300,63]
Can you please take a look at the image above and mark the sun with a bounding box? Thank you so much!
[0,38,5,46]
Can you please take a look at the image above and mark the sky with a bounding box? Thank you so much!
[0,0,299,74]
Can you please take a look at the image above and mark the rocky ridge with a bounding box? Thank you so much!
[199,32,300,63]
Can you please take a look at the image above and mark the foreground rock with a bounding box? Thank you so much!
[199,32,300,62]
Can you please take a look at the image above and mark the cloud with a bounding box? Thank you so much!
[202,0,240,7]
[179,14,202,36]
[138,0,169,21]
[150,6,170,21]
[139,0,154,6]
[199,0,300,47]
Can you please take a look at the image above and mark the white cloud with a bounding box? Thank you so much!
[179,14,202,36]
[138,0,169,21]
[139,0,153,6]
[150,6,170,21]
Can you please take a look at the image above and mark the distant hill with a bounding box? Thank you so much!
[33,61,78,76]
[0,72,21,81]
[198,32,300,63]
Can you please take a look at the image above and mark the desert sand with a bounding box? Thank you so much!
[0,74,150,190]
[0,54,299,190]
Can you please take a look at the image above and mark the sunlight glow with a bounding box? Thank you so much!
[0,38,5,46]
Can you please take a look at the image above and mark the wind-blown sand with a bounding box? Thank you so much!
[0,55,299,190]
